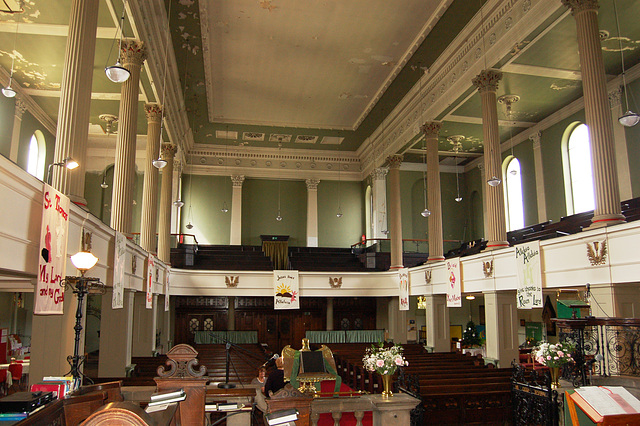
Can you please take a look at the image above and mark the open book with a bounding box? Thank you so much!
[574,386,640,417]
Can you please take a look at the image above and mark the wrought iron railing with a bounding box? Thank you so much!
[511,363,560,426]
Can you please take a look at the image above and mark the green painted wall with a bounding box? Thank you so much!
[181,174,231,245]
[0,96,14,158]
[464,166,484,241]
[540,110,586,222]
[17,111,55,175]
[625,77,640,197]
[441,171,468,250]
[242,178,307,246]
[317,180,364,247]
[504,139,538,226]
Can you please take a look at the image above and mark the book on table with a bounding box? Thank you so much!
[147,389,186,407]
[568,386,640,424]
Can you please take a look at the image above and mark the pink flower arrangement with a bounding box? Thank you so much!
[534,341,576,368]
[362,343,409,375]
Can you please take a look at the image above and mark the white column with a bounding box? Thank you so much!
[424,294,450,352]
[9,99,26,162]
[608,88,632,201]
[530,132,548,223]
[387,298,407,344]
[371,168,388,240]
[98,289,135,377]
[230,175,245,245]
[158,144,177,264]
[483,290,519,367]
[139,103,163,253]
[387,155,404,269]
[171,160,182,235]
[51,0,99,205]
[306,179,320,247]
[132,291,155,357]
[563,0,625,227]
[421,122,444,262]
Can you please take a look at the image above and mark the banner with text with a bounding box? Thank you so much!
[515,240,543,309]
[112,231,126,309]
[446,257,462,307]
[35,184,70,315]
[146,254,155,309]
[274,270,299,310]
[398,268,409,311]
[164,270,170,312]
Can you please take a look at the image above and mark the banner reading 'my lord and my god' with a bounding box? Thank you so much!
[35,184,70,315]
[515,240,543,309]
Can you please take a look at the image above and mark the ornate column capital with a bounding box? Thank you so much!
[160,143,177,160]
[144,103,163,123]
[120,39,147,67]
[14,99,27,118]
[421,121,442,138]
[608,87,623,109]
[386,154,404,170]
[231,175,245,187]
[472,69,503,93]
[529,131,542,149]
[305,178,320,190]
[561,0,599,14]
[371,167,388,181]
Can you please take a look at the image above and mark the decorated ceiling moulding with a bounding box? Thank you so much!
[360,0,561,178]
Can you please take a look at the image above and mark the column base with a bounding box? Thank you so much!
[427,256,445,263]
[389,265,405,270]
[483,241,509,251]
[586,213,626,230]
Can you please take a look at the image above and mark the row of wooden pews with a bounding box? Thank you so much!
[329,343,513,425]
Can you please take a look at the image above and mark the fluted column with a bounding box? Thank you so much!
[230,175,245,245]
[157,144,177,264]
[326,297,334,331]
[387,155,404,269]
[111,39,147,234]
[472,69,508,250]
[608,88,632,201]
[371,168,388,240]
[140,103,163,253]
[9,99,27,162]
[51,0,99,205]
[562,0,625,227]
[306,178,320,247]
[530,132,548,223]
[421,122,444,262]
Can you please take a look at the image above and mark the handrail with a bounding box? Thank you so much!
[350,238,462,248]
[129,232,199,247]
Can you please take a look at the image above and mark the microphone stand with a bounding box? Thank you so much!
[219,342,236,389]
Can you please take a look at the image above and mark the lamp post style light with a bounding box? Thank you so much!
[60,251,105,385]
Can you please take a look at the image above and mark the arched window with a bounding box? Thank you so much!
[562,123,595,214]
[26,131,46,180]
[504,156,524,231]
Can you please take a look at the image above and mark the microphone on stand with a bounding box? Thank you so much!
[261,354,279,368]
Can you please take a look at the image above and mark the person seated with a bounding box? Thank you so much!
[251,367,267,393]
[263,357,286,397]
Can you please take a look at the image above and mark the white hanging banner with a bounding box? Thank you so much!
[164,270,170,312]
[34,184,70,315]
[515,240,543,309]
[112,231,126,309]
[398,268,409,311]
[273,270,299,310]
[146,254,155,309]
[446,257,462,307]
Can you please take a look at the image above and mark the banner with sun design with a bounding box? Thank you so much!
[274,270,299,310]
[446,257,462,307]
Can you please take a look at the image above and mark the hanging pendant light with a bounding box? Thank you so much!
[2,22,19,98]
[454,156,462,203]
[336,162,343,218]
[612,0,639,126]
[447,136,465,202]
[420,138,430,217]
[105,0,131,83]
[173,167,185,207]
[185,172,194,229]
[487,176,501,186]
[221,201,229,213]
[276,178,283,221]
[100,174,109,189]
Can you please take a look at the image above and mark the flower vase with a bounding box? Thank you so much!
[549,367,560,389]
[381,373,393,398]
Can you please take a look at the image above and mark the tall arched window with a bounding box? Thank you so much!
[504,156,524,231]
[562,123,595,214]
[26,131,46,180]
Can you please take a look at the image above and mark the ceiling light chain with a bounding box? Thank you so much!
[613,0,640,127]
[2,21,19,98]
[105,0,131,83]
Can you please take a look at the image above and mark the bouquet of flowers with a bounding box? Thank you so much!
[534,340,576,368]
[362,343,408,375]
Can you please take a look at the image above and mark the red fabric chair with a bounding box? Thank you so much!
[8,363,23,392]
[0,369,7,396]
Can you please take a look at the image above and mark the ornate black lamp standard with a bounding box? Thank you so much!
[60,251,105,385]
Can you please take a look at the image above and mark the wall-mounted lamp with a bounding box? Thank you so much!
[60,251,105,384]
[47,157,79,185]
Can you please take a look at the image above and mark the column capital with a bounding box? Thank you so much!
[529,131,542,148]
[14,99,27,118]
[305,178,320,190]
[472,69,503,93]
[421,121,442,138]
[144,103,163,123]
[371,167,388,181]
[561,0,599,14]
[160,143,177,160]
[231,175,245,187]
[386,154,403,170]
[608,87,623,109]
[120,39,147,67]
